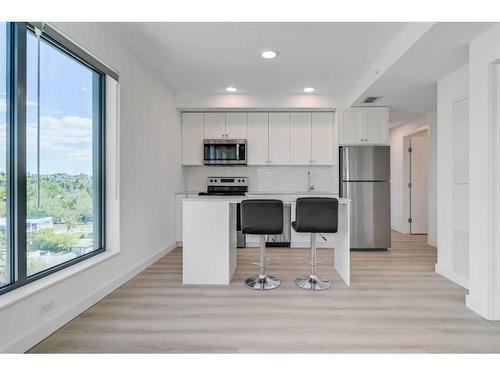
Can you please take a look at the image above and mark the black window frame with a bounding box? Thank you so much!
[0,22,106,295]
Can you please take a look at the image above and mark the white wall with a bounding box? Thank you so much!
[0,23,183,352]
[183,165,337,194]
[175,92,340,110]
[389,110,437,246]
[467,23,500,320]
[436,64,469,289]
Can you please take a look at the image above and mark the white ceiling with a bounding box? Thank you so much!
[105,22,407,100]
[104,22,495,126]
[353,22,495,127]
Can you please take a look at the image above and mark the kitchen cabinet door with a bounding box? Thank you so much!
[204,112,226,139]
[311,112,334,164]
[363,107,389,144]
[268,112,290,165]
[182,112,204,165]
[247,112,269,165]
[339,108,364,144]
[290,112,312,165]
[225,112,247,139]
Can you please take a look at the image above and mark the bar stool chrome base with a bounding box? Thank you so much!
[295,275,332,291]
[245,275,281,290]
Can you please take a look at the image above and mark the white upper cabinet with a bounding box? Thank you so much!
[363,107,389,145]
[339,107,389,145]
[290,112,312,165]
[268,112,290,165]
[225,112,247,139]
[339,108,364,144]
[182,111,336,166]
[182,112,204,165]
[311,112,334,164]
[247,112,269,165]
[204,112,226,139]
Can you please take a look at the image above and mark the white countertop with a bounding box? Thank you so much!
[176,191,339,196]
[181,194,349,204]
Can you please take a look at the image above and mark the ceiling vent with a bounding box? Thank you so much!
[363,96,382,104]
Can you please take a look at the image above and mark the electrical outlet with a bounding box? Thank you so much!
[38,299,55,316]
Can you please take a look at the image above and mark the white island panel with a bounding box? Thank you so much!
[183,200,237,284]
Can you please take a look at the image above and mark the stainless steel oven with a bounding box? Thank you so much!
[203,139,247,165]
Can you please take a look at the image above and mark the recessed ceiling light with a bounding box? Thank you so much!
[303,87,315,93]
[261,50,278,59]
[226,87,237,93]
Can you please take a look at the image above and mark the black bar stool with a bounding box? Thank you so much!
[240,199,283,290]
[292,197,339,291]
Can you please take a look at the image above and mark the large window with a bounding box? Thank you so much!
[0,23,105,294]
[0,22,9,287]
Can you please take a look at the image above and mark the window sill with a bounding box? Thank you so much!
[0,249,119,311]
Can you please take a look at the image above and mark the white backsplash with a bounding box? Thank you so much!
[183,165,339,193]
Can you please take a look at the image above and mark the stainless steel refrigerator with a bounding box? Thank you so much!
[339,146,391,249]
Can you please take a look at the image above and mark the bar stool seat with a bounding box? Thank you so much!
[241,199,283,290]
[293,197,338,291]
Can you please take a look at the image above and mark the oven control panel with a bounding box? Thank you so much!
[207,177,248,187]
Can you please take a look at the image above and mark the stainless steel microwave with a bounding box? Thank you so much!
[203,139,247,165]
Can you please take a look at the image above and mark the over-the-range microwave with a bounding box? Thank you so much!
[203,139,247,165]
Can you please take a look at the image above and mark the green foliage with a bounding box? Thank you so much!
[0,172,92,254]
[31,228,77,253]
[26,173,93,230]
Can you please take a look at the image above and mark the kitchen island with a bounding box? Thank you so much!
[182,194,350,286]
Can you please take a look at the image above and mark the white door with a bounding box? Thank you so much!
[247,112,269,165]
[204,112,226,139]
[290,112,311,165]
[410,135,428,234]
[268,112,290,165]
[364,107,389,144]
[311,112,334,164]
[339,108,364,144]
[225,112,247,139]
[182,112,204,165]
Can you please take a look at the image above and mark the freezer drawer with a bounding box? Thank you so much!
[342,181,391,249]
[340,146,390,181]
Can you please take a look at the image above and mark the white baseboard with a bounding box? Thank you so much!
[435,263,468,289]
[428,239,437,247]
[466,294,500,321]
[391,225,408,234]
[3,242,177,353]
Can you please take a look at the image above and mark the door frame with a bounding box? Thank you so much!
[402,126,430,234]
[486,59,500,319]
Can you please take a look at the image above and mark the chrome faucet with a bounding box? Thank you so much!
[307,171,315,191]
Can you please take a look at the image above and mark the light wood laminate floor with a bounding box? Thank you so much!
[30,232,500,353]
